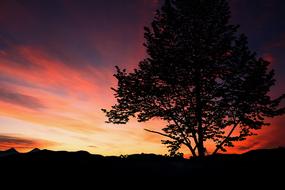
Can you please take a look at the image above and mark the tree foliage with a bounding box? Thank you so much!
[102,0,285,157]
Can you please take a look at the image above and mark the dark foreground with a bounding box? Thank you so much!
[1,147,284,182]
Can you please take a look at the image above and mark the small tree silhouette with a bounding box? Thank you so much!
[102,0,285,157]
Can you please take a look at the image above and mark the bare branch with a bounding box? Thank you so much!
[157,96,198,157]
[212,121,240,154]
[144,128,196,157]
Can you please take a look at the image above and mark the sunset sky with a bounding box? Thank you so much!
[0,0,284,156]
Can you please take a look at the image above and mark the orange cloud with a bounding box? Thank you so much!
[0,134,58,152]
[0,44,168,155]
[0,45,115,131]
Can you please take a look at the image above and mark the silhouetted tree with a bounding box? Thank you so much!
[102,0,285,157]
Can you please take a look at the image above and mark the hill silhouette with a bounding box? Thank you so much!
[0,148,19,157]
[0,147,284,181]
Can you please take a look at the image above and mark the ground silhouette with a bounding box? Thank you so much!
[0,147,284,181]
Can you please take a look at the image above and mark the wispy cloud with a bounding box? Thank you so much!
[0,134,58,152]
[0,87,45,109]
[88,145,97,148]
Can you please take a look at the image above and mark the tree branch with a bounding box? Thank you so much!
[144,128,175,139]
[157,97,198,157]
[171,118,194,148]
[212,121,240,154]
[144,128,196,157]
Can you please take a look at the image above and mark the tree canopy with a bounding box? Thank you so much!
[102,0,285,157]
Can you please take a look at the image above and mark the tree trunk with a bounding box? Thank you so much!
[197,106,205,157]
[195,68,205,157]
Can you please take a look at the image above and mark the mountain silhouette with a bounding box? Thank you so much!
[243,147,285,159]
[0,148,19,157]
[29,148,41,153]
